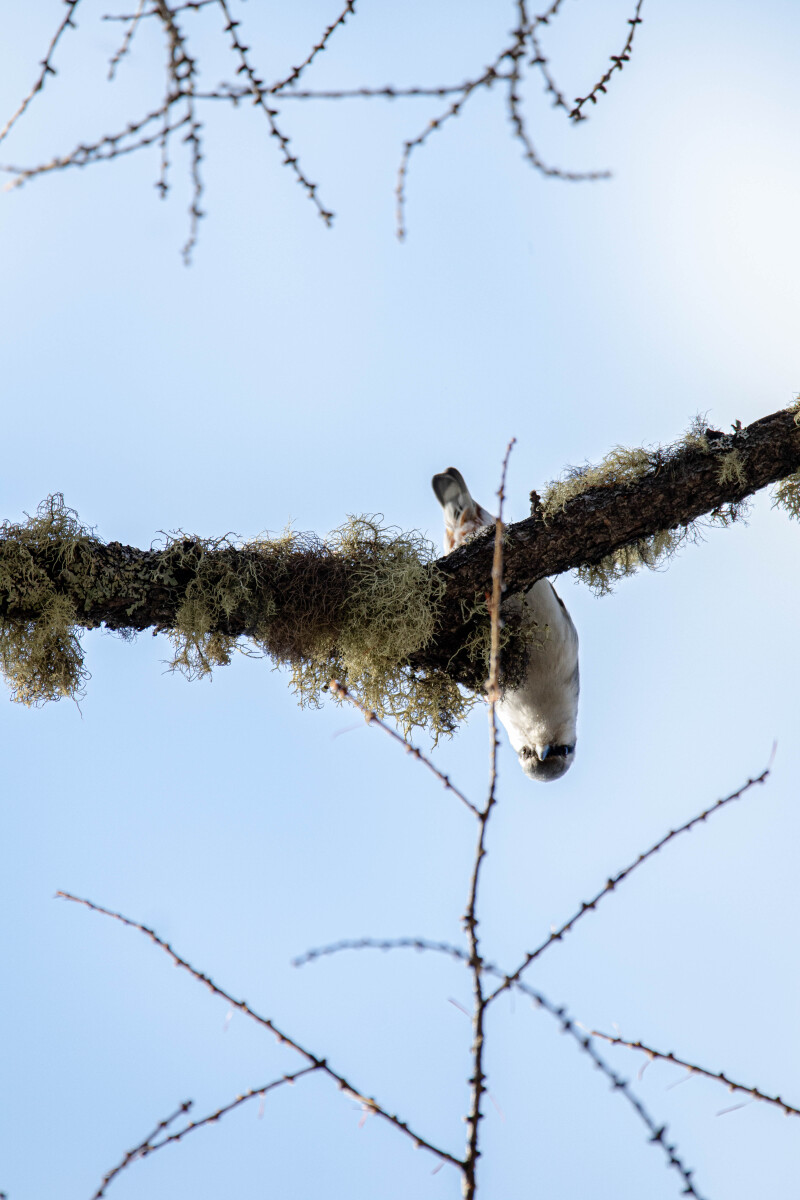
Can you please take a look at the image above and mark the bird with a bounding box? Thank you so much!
[432,467,579,782]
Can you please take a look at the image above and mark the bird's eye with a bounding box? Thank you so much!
[520,744,575,762]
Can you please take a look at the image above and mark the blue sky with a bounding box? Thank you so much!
[2,3,799,1198]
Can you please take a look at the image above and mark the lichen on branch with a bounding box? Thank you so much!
[1,405,799,731]
[0,495,94,704]
[0,502,472,737]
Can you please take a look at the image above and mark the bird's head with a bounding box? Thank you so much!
[518,742,576,782]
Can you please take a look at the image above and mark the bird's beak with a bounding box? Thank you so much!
[536,744,551,761]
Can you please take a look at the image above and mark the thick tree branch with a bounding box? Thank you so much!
[420,407,800,677]
[1,408,798,693]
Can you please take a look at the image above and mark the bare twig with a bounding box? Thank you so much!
[487,763,773,1002]
[56,891,463,1173]
[507,2,610,181]
[537,998,707,1198]
[92,1100,192,1199]
[2,1,639,251]
[593,1031,800,1119]
[104,0,219,17]
[570,1,646,121]
[215,0,334,227]
[93,1068,322,1196]
[461,438,515,1200]
[293,934,474,971]
[107,0,147,80]
[328,680,480,816]
[94,1068,320,1196]
[271,1,357,94]
[1,108,192,189]
[151,1,204,261]
[0,0,83,148]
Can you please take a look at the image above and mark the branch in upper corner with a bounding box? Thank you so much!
[2,0,618,252]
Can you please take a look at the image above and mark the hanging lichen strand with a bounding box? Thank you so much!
[0,495,94,705]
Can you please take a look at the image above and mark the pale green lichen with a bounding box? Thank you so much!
[541,445,655,519]
[575,504,748,597]
[772,470,800,520]
[162,515,467,737]
[541,416,717,522]
[541,414,759,596]
[717,449,746,487]
[0,500,466,738]
[0,495,93,704]
[268,517,465,737]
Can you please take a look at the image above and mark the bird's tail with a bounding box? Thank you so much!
[431,467,493,553]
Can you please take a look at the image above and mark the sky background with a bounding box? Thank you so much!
[2,2,799,1198]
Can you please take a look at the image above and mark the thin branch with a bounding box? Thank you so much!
[395,62,502,241]
[92,1100,192,1199]
[56,891,464,1173]
[329,680,480,816]
[1,108,192,190]
[593,1031,800,1119]
[152,1,204,262]
[199,83,510,102]
[535,997,707,1198]
[487,763,772,1003]
[293,935,473,971]
[0,0,83,148]
[570,1,646,121]
[215,0,334,227]
[103,0,219,18]
[271,1,357,94]
[507,3,610,181]
[461,439,515,1200]
[108,0,147,81]
[94,1067,320,1196]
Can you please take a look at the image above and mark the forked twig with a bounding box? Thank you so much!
[92,1100,192,1198]
[215,0,334,228]
[93,1068,319,1197]
[56,891,463,1174]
